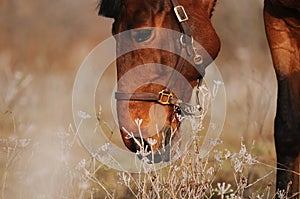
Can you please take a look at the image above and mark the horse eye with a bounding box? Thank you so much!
[132,29,153,43]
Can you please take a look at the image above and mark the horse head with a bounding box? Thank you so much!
[98,0,220,162]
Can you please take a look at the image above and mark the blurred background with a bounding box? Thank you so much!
[0,0,277,198]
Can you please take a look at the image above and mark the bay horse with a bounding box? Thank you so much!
[98,0,220,163]
[98,0,300,195]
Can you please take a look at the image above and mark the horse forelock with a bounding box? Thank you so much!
[98,0,122,18]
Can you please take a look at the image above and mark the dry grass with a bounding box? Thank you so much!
[0,67,295,198]
[1,0,297,198]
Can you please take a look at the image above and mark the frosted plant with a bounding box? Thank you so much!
[78,110,92,119]
[231,142,258,173]
[147,138,157,146]
[210,138,223,147]
[206,167,215,177]
[76,159,87,171]
[100,142,110,151]
[214,182,233,199]
[4,70,32,106]
[75,157,114,198]
[212,80,224,100]
[225,194,242,199]
[214,149,224,163]
[276,190,287,199]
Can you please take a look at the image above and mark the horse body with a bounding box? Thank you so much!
[98,0,299,195]
[264,0,300,194]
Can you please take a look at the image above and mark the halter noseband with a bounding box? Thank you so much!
[115,0,204,109]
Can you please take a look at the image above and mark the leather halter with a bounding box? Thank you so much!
[115,0,204,108]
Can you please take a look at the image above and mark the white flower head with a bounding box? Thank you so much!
[78,110,92,119]
[101,142,110,151]
[224,149,231,159]
[215,182,233,196]
[147,138,157,146]
[206,167,215,176]
[135,118,143,126]
[277,190,287,199]
[76,159,86,170]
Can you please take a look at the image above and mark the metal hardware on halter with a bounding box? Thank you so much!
[158,90,173,105]
[193,47,203,65]
[174,6,189,22]
[180,35,203,65]
[179,34,187,47]
[179,34,192,47]
[191,37,203,65]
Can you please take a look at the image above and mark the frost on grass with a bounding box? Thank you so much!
[214,182,233,197]
[231,142,258,174]
[3,123,278,198]
[72,100,279,198]
[0,70,37,199]
[78,110,92,119]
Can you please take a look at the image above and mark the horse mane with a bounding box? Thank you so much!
[209,0,217,17]
[97,0,122,18]
[98,0,217,18]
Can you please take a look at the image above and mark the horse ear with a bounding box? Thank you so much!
[200,0,217,17]
[98,0,122,18]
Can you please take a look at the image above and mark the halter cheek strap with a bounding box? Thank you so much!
[115,0,204,108]
[172,0,192,36]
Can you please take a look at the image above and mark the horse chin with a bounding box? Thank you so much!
[122,124,177,163]
[140,125,174,163]
[137,144,171,163]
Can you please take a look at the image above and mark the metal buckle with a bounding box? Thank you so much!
[174,6,189,22]
[158,90,173,105]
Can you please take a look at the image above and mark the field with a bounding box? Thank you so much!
[0,0,287,198]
